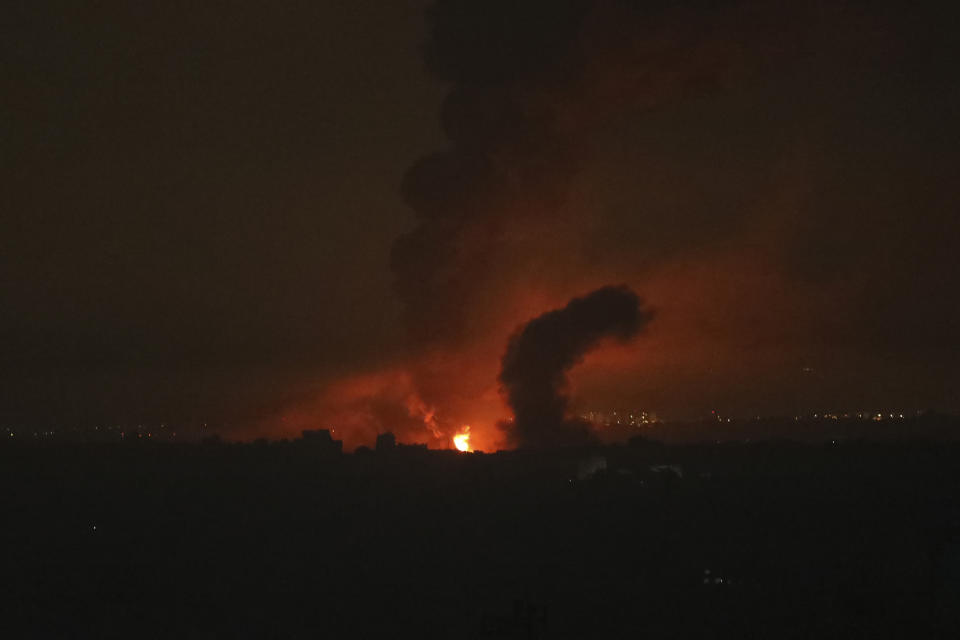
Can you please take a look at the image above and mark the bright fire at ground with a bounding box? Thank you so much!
[453,427,471,452]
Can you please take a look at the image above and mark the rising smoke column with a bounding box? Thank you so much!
[391,0,811,349]
[499,285,653,448]
[387,0,757,443]
[392,1,588,348]
[306,1,839,448]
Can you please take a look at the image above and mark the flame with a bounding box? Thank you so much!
[453,426,471,452]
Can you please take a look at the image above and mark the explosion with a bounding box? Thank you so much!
[453,426,471,452]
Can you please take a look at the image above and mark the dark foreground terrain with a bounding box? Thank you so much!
[3,439,960,638]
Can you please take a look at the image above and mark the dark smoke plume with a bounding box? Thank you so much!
[383,0,842,443]
[499,285,653,448]
[391,0,770,349]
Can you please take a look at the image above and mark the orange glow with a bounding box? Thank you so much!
[453,426,471,452]
[249,266,660,452]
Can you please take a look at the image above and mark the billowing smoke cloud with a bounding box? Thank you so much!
[499,285,653,447]
[391,0,754,348]
[383,0,771,445]
[296,1,887,449]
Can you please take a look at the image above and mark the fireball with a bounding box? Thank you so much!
[453,426,471,452]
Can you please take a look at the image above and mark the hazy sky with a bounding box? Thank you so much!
[2,1,958,443]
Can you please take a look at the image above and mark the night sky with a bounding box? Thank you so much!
[3,1,958,448]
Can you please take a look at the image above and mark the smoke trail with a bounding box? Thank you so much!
[499,285,653,447]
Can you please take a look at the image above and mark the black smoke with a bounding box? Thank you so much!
[499,285,653,448]
[391,0,586,348]
[391,0,762,349]
[387,0,769,438]
[385,0,898,441]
